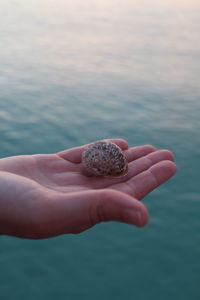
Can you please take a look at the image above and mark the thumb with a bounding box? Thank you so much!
[47,189,149,236]
[86,189,149,228]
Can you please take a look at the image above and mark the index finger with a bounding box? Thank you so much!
[57,138,129,163]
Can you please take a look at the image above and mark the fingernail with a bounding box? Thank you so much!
[123,209,142,226]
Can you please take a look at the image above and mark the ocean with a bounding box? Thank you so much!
[0,1,200,299]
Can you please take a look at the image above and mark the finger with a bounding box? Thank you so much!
[113,160,176,199]
[125,149,175,181]
[85,149,174,189]
[57,138,129,163]
[124,144,157,162]
[42,189,149,237]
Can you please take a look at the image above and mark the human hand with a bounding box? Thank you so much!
[0,139,176,239]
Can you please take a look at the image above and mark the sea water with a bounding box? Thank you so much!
[0,1,200,299]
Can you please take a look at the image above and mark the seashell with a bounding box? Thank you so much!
[82,141,128,178]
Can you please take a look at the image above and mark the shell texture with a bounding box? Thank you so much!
[82,141,128,177]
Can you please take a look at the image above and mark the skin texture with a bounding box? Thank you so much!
[0,139,176,239]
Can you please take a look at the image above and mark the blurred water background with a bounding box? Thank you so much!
[0,0,200,299]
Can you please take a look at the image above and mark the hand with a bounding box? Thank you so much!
[0,139,176,239]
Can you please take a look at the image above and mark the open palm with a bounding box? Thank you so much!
[0,139,176,239]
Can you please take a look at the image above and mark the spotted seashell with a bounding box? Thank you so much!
[82,141,128,178]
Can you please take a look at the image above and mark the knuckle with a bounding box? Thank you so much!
[89,189,117,224]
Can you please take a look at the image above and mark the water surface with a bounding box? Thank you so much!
[0,1,200,299]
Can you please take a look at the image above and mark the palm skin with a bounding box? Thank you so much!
[0,139,176,239]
